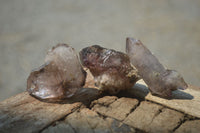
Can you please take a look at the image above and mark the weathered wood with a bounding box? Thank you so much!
[131,80,200,118]
[175,120,200,133]
[92,97,139,121]
[42,107,137,133]
[0,92,82,133]
[0,78,200,133]
[124,101,184,132]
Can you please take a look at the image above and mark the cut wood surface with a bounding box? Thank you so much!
[0,79,200,133]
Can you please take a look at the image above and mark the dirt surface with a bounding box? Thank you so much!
[0,0,200,101]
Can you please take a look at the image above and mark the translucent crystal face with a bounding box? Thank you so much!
[126,37,188,98]
[27,44,86,101]
[80,45,139,94]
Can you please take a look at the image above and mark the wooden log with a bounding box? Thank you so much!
[0,92,82,133]
[0,79,200,133]
[131,80,200,118]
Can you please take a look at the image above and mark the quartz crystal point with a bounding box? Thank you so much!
[27,44,87,102]
[79,45,140,94]
[126,37,188,98]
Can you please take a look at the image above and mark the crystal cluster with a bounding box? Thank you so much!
[126,37,188,98]
[79,45,139,94]
[27,38,188,102]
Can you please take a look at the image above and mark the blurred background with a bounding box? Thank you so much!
[0,0,200,101]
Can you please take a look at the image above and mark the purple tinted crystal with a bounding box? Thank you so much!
[79,45,139,94]
[126,37,188,98]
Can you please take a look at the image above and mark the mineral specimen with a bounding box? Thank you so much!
[27,44,87,102]
[126,37,188,98]
[79,45,139,94]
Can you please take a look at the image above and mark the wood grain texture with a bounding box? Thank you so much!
[0,78,200,133]
[0,92,82,133]
[133,80,200,118]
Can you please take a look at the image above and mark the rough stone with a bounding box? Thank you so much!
[126,37,188,98]
[92,97,139,121]
[175,120,200,133]
[124,101,163,131]
[27,44,87,102]
[79,45,139,94]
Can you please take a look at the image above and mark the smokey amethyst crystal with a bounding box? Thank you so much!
[27,44,87,102]
[79,45,140,94]
[126,37,188,98]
